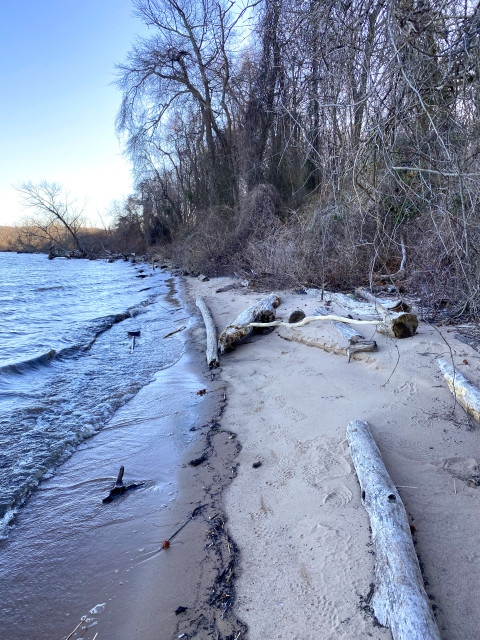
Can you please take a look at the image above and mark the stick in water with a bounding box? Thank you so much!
[163,325,186,339]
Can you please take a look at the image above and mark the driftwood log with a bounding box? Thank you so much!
[326,293,381,317]
[103,466,145,504]
[347,420,440,640]
[196,297,219,368]
[438,358,480,423]
[315,306,377,362]
[218,293,281,352]
[355,288,418,338]
[354,287,411,313]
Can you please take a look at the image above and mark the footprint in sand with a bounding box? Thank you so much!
[303,448,352,486]
[259,374,278,389]
[284,406,307,421]
[394,381,418,396]
[322,483,353,507]
[441,456,479,480]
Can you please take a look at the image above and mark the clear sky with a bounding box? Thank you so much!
[0,1,148,226]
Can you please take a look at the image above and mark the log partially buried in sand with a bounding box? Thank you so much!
[438,358,480,423]
[219,293,281,352]
[315,306,377,362]
[355,287,418,338]
[196,296,219,368]
[347,420,440,640]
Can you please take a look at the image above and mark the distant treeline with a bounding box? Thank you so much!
[0,224,111,256]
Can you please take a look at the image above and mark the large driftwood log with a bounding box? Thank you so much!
[355,288,418,338]
[314,306,377,362]
[347,420,440,640]
[326,292,381,317]
[218,293,281,352]
[196,296,219,368]
[438,358,480,423]
[354,287,411,313]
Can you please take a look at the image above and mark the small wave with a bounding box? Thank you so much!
[34,285,66,292]
[0,507,17,540]
[0,350,57,376]
[0,301,154,374]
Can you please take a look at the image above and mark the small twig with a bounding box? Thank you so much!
[155,504,206,553]
[430,324,458,414]
[163,325,186,339]
[63,616,86,640]
[381,333,401,388]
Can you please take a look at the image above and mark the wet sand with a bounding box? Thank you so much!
[186,276,480,640]
[0,277,245,640]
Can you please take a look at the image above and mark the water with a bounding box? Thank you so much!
[0,253,185,535]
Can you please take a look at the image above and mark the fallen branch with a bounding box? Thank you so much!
[219,293,281,352]
[102,465,145,503]
[250,315,381,330]
[156,504,207,553]
[327,292,381,317]
[438,358,480,423]
[196,297,219,368]
[354,287,411,313]
[347,420,440,640]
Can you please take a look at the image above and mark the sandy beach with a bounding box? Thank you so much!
[185,275,480,640]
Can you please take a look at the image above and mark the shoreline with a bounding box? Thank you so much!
[0,274,245,640]
[184,275,480,640]
[2,267,479,639]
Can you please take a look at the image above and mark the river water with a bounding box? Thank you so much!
[0,253,185,536]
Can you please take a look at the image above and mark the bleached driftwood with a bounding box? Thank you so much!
[438,358,480,423]
[315,306,377,362]
[250,315,381,330]
[219,293,281,352]
[196,296,219,368]
[324,292,381,317]
[354,288,418,338]
[354,287,411,313]
[347,420,441,640]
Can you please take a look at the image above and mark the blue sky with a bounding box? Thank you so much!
[0,1,148,226]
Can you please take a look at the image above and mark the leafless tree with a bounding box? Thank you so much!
[14,181,89,257]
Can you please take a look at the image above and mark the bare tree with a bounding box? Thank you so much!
[115,0,255,208]
[14,181,89,257]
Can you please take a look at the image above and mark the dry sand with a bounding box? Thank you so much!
[186,276,480,640]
